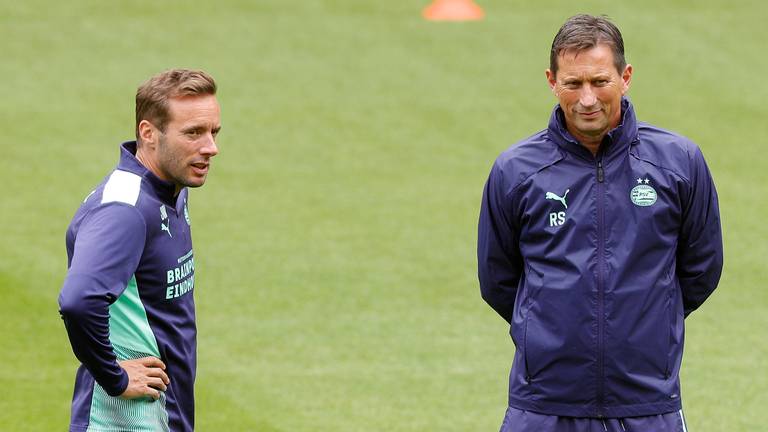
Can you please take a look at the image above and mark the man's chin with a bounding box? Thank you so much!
[574,122,609,137]
[182,177,207,189]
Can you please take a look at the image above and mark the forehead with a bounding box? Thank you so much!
[556,44,618,77]
[166,95,220,126]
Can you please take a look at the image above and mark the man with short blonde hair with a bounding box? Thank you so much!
[59,68,221,432]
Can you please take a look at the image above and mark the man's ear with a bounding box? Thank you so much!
[545,69,557,94]
[621,64,633,95]
[138,120,158,149]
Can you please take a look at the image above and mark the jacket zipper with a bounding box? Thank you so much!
[596,156,606,417]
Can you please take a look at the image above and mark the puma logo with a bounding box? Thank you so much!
[545,189,569,209]
[161,221,172,238]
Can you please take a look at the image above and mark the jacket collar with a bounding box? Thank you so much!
[117,141,178,205]
[547,97,638,161]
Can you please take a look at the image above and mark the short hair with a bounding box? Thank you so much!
[135,69,217,141]
[549,14,626,77]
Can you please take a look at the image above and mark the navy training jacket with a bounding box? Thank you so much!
[60,142,198,431]
[477,98,723,418]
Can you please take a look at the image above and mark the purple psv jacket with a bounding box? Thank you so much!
[59,142,197,431]
[477,98,723,418]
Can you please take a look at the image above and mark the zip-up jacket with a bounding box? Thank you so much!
[477,98,723,418]
[59,142,197,432]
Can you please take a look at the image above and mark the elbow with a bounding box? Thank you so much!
[479,283,495,305]
[479,281,514,323]
[59,291,108,324]
[478,273,493,303]
[58,273,108,321]
[58,291,86,321]
[478,271,507,306]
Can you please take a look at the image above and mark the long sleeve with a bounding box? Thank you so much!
[477,162,523,323]
[58,203,147,396]
[677,145,723,317]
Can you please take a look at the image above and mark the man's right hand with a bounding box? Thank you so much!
[118,357,170,400]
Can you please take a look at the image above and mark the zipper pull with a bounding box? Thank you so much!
[597,159,605,183]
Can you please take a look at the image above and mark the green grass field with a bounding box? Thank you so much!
[1,1,766,430]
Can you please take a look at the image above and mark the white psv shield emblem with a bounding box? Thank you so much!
[630,184,657,206]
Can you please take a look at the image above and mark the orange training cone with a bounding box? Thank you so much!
[422,0,485,21]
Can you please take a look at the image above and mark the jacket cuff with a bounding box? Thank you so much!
[102,369,129,397]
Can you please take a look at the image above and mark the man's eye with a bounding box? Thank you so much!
[564,82,579,89]
[187,130,201,137]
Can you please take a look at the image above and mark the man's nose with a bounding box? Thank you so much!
[200,133,219,157]
[579,85,597,107]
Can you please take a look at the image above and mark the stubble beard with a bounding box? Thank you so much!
[157,133,193,190]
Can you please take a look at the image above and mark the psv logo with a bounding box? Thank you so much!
[631,178,657,207]
[546,189,569,227]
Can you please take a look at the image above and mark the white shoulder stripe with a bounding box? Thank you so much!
[101,170,142,206]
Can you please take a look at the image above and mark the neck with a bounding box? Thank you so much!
[567,128,604,156]
[135,146,149,169]
[135,144,181,197]
[134,146,157,177]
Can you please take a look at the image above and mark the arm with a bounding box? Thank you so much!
[677,145,724,317]
[58,203,146,396]
[477,162,523,323]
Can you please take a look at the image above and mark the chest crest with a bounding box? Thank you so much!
[630,177,658,207]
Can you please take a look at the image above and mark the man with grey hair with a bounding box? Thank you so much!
[478,15,722,431]
[59,69,221,431]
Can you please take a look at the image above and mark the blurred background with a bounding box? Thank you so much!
[1,0,765,430]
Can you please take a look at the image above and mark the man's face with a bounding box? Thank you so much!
[153,95,221,192]
[546,44,632,145]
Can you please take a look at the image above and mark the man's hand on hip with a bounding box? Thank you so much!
[119,357,170,400]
